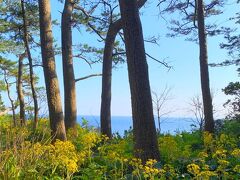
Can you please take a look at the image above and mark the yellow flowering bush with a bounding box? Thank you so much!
[232,148,240,158]
[0,140,80,179]
[1,117,240,179]
[197,170,217,179]
[203,131,215,152]
[158,136,181,163]
[142,159,165,179]
[187,163,200,176]
[213,149,227,159]
[233,165,240,173]
[50,140,79,175]
[217,134,236,150]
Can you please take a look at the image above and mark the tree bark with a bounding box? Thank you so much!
[100,0,146,138]
[38,0,67,141]
[61,0,77,131]
[197,0,214,133]
[100,19,121,138]
[17,53,26,126]
[21,0,39,129]
[119,0,160,162]
[4,70,16,126]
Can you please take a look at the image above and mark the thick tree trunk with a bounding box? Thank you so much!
[61,0,77,131]
[100,19,121,138]
[17,53,26,126]
[100,1,146,138]
[119,0,160,162]
[21,0,39,129]
[197,0,214,133]
[38,0,67,141]
[4,71,16,126]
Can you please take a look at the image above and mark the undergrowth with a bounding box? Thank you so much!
[0,115,240,179]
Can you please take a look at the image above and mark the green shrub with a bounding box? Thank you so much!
[0,116,240,179]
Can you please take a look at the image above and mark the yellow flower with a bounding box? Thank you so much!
[66,159,78,173]
[231,148,240,158]
[142,159,162,179]
[218,160,229,167]
[145,159,157,166]
[233,165,240,173]
[129,158,142,167]
[50,140,79,174]
[163,164,176,177]
[197,170,217,178]
[203,132,214,149]
[198,152,208,159]
[158,169,166,175]
[101,135,109,141]
[187,163,200,176]
[213,149,227,159]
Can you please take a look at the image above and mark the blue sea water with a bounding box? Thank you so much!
[77,115,195,135]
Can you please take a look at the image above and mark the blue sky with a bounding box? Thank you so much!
[3,0,238,118]
[45,0,239,118]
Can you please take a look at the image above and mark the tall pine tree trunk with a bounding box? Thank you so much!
[17,53,26,126]
[21,0,39,129]
[119,0,160,162]
[38,0,67,141]
[197,0,214,133]
[100,19,121,138]
[61,0,77,130]
[100,0,146,138]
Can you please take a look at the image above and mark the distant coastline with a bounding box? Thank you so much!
[77,115,196,135]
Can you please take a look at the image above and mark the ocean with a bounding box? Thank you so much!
[77,115,196,135]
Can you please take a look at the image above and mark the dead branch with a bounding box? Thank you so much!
[75,73,102,82]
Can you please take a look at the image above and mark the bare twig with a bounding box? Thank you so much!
[145,53,172,70]
[152,86,174,134]
[73,54,93,68]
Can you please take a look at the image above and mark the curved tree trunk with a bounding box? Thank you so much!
[119,0,160,162]
[17,53,26,126]
[100,19,121,138]
[197,0,214,133]
[4,70,16,126]
[38,0,67,141]
[61,0,77,131]
[100,0,146,138]
[21,0,39,129]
